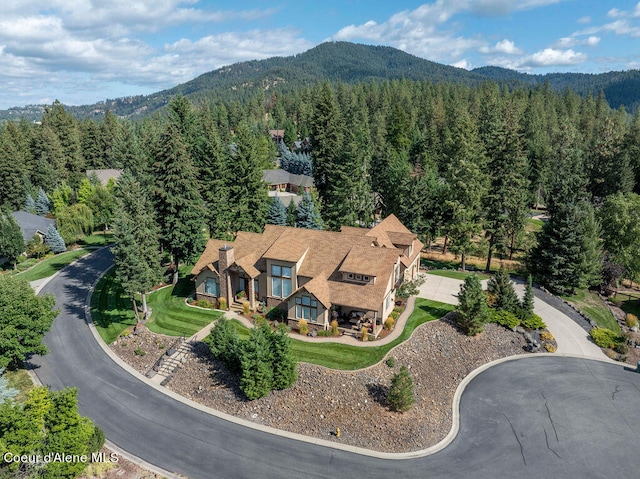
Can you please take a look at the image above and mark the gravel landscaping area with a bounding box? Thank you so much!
[111,314,528,453]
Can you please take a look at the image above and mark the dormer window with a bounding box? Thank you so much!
[363,275,370,282]
[347,273,354,279]
[356,274,362,280]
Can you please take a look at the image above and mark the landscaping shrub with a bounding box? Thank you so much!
[521,314,546,330]
[317,330,330,337]
[387,365,415,412]
[390,310,400,320]
[218,297,227,310]
[540,331,555,342]
[456,275,490,336]
[298,319,308,335]
[204,318,241,372]
[385,357,396,368]
[396,275,426,298]
[384,316,396,331]
[360,326,369,342]
[614,341,628,354]
[589,327,621,349]
[544,343,557,353]
[489,310,520,329]
[134,348,146,356]
[242,300,251,315]
[195,299,212,308]
[330,320,340,336]
[626,313,638,328]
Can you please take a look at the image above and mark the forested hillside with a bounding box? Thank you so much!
[2,76,640,299]
[2,42,640,121]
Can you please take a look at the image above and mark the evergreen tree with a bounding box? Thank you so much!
[286,199,297,227]
[296,192,323,229]
[267,196,287,226]
[268,324,297,390]
[599,192,640,284]
[113,173,162,319]
[456,274,489,336]
[30,124,66,192]
[0,128,27,210]
[0,213,25,269]
[35,187,51,215]
[204,318,241,373]
[0,275,57,368]
[44,224,66,253]
[487,267,519,314]
[520,275,535,320]
[387,365,415,413]
[24,194,36,214]
[225,123,270,234]
[481,102,530,270]
[239,326,274,400]
[441,108,488,270]
[153,124,206,284]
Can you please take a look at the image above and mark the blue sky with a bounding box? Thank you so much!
[1,1,639,109]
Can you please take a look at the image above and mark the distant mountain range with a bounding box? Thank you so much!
[3,41,640,121]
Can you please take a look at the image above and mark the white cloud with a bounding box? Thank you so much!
[577,16,591,24]
[555,35,600,48]
[522,48,587,67]
[452,58,473,69]
[479,39,522,54]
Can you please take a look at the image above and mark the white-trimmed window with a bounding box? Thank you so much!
[394,263,400,283]
[363,275,370,282]
[271,264,292,298]
[296,295,318,322]
[205,277,220,296]
[386,294,392,311]
[347,273,354,279]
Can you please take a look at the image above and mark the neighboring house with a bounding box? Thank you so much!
[269,129,285,145]
[262,169,314,194]
[293,138,311,153]
[85,169,123,186]
[11,211,55,243]
[268,191,303,207]
[192,214,422,337]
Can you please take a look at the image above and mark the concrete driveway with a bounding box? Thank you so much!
[418,273,608,360]
[29,252,639,478]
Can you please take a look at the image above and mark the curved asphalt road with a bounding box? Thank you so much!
[31,249,640,479]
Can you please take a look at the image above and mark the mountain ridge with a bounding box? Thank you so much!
[2,41,639,121]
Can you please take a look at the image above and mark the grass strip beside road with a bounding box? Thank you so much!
[18,248,92,282]
[91,269,137,343]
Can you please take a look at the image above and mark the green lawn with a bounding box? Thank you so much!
[91,269,137,343]
[17,248,92,282]
[526,218,544,232]
[78,231,114,247]
[562,289,620,333]
[422,258,491,280]
[146,277,223,337]
[229,298,455,370]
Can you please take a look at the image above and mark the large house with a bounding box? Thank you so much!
[191,215,422,336]
[262,169,314,194]
[11,211,55,242]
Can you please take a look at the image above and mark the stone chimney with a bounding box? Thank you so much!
[219,244,234,307]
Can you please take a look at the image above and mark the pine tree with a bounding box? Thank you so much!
[457,274,489,336]
[204,318,241,372]
[267,196,287,226]
[520,275,535,320]
[35,187,51,215]
[268,324,297,390]
[153,124,206,284]
[30,124,66,192]
[225,123,270,234]
[24,194,36,214]
[44,224,66,254]
[0,127,27,210]
[296,192,323,229]
[487,267,519,314]
[239,326,274,400]
[113,172,162,319]
[387,365,415,413]
[286,199,297,227]
[0,214,25,269]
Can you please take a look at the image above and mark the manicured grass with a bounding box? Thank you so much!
[146,275,223,337]
[562,289,621,333]
[18,248,92,282]
[426,270,489,280]
[91,269,137,343]
[78,231,114,247]
[421,258,492,280]
[229,299,455,370]
[526,218,544,232]
[3,368,34,403]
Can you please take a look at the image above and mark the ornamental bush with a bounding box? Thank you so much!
[521,314,546,330]
[489,309,520,329]
[330,320,340,336]
[298,319,308,335]
[589,328,621,349]
[384,316,396,331]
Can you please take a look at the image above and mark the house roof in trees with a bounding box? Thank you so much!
[11,211,55,242]
[192,214,423,312]
[262,169,314,188]
[268,191,303,207]
[85,169,123,186]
